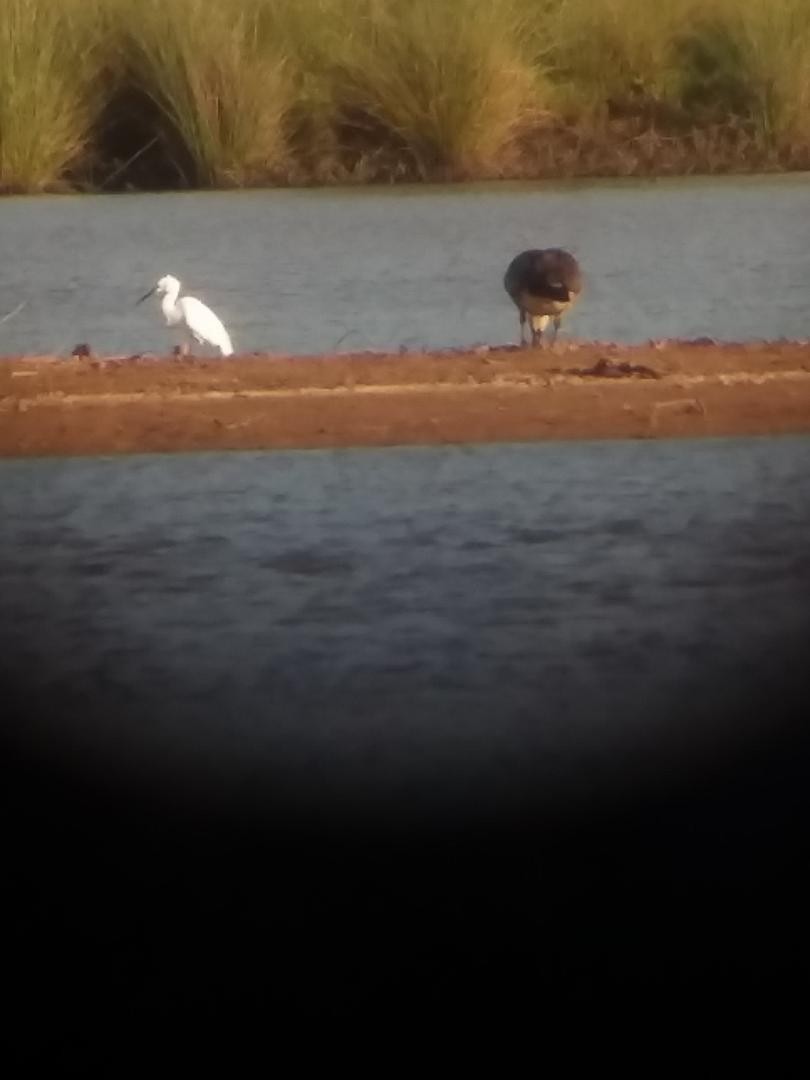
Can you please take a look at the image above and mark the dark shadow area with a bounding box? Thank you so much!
[4,440,809,1060]
[89,86,193,193]
[5,627,809,1062]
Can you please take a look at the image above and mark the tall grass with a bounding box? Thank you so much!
[677,0,810,147]
[107,0,292,187]
[0,0,104,192]
[1,0,810,192]
[288,0,551,181]
[545,0,810,145]
[543,0,699,122]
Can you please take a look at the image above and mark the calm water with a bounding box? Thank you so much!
[1,174,810,356]
[3,437,808,822]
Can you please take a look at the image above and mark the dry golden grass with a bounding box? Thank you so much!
[1,0,810,190]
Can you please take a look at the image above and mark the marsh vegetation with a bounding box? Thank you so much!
[2,0,809,193]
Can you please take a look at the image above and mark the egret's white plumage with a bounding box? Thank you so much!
[138,274,234,357]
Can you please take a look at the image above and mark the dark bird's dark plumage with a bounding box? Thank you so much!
[504,248,582,347]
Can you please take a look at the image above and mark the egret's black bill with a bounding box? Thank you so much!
[136,287,156,305]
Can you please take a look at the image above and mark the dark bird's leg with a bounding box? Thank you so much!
[551,315,561,343]
[519,308,528,347]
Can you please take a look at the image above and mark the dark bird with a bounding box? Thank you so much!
[504,248,582,347]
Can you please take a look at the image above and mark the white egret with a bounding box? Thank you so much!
[137,274,234,357]
[504,249,582,347]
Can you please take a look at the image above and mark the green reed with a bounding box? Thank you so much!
[1,0,809,193]
[0,0,104,192]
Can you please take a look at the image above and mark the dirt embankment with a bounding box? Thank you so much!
[1,340,809,457]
